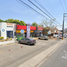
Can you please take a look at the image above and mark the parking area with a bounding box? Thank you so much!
[0,38,61,67]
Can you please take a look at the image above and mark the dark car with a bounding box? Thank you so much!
[18,38,36,45]
[38,35,48,40]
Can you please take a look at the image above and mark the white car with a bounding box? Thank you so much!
[53,34,58,38]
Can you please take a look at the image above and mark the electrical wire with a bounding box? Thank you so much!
[28,0,53,19]
[18,0,47,18]
[16,0,62,27]
[63,0,67,12]
[34,0,61,25]
[59,0,66,12]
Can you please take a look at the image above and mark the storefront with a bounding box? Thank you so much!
[0,22,16,39]
[34,27,43,37]
[16,25,36,37]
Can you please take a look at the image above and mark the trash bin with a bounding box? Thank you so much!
[17,36,23,41]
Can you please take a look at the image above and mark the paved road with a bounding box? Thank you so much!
[37,38,67,67]
[0,39,60,67]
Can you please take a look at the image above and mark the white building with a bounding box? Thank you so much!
[0,22,16,39]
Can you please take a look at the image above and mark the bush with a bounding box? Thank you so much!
[10,38,12,40]
[0,37,4,40]
[7,37,9,39]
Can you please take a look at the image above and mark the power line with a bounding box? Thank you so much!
[63,0,67,12]
[19,0,47,18]
[17,0,61,27]
[33,0,61,25]
[59,0,66,12]
[34,0,54,19]
[28,0,53,19]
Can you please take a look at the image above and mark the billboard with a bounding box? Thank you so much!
[27,26,30,38]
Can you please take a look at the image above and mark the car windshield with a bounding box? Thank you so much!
[28,38,34,40]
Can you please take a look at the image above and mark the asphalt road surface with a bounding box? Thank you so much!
[37,38,67,67]
[0,38,61,67]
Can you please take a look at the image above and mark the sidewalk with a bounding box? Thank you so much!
[0,39,15,46]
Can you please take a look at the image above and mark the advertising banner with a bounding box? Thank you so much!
[27,26,30,38]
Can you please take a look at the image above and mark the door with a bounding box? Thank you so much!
[7,31,13,38]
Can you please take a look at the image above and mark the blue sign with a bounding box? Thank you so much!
[48,31,51,34]
[2,29,5,32]
[21,30,24,33]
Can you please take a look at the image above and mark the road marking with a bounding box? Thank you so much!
[62,54,67,59]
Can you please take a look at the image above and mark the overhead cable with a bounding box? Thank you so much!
[28,0,53,19]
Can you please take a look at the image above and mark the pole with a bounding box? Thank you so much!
[62,13,64,40]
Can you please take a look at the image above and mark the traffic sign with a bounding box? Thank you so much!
[21,30,24,33]
[48,31,51,34]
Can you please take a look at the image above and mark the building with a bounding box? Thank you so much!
[0,22,16,39]
[16,25,43,37]
[16,25,36,37]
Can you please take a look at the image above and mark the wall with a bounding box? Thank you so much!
[1,23,7,39]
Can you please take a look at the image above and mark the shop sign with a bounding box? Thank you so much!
[7,23,13,25]
[38,27,43,30]
[27,26,30,38]
[21,30,24,33]
[7,23,13,28]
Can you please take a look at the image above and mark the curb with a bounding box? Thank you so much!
[18,40,65,67]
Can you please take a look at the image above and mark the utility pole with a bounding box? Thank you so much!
[62,13,67,40]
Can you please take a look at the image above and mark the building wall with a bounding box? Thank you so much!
[0,23,1,36]
[0,22,16,39]
[1,22,7,39]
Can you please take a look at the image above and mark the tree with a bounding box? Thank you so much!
[0,19,5,22]
[41,19,56,29]
[20,21,26,25]
[5,19,26,25]
[32,22,38,26]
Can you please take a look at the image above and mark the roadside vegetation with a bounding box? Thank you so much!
[0,37,12,42]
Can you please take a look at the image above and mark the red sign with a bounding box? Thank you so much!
[17,25,36,30]
[17,25,27,30]
[38,27,43,30]
[30,26,36,30]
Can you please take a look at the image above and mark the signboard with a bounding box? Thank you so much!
[38,27,43,30]
[1,28,5,32]
[21,30,24,33]
[48,31,51,34]
[27,26,30,38]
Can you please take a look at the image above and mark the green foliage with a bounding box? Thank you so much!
[32,22,38,26]
[7,37,9,39]
[9,38,12,40]
[0,19,26,25]
[0,37,4,40]
[0,19,5,22]
[43,27,50,30]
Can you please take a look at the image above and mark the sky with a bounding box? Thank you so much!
[0,0,67,30]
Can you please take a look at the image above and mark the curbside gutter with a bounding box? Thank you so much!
[18,40,65,67]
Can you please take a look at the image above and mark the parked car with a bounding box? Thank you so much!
[58,34,62,39]
[38,35,48,40]
[63,34,66,38]
[53,34,58,38]
[18,38,36,45]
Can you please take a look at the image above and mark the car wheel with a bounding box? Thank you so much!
[39,38,40,39]
[27,42,30,45]
[19,41,21,44]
